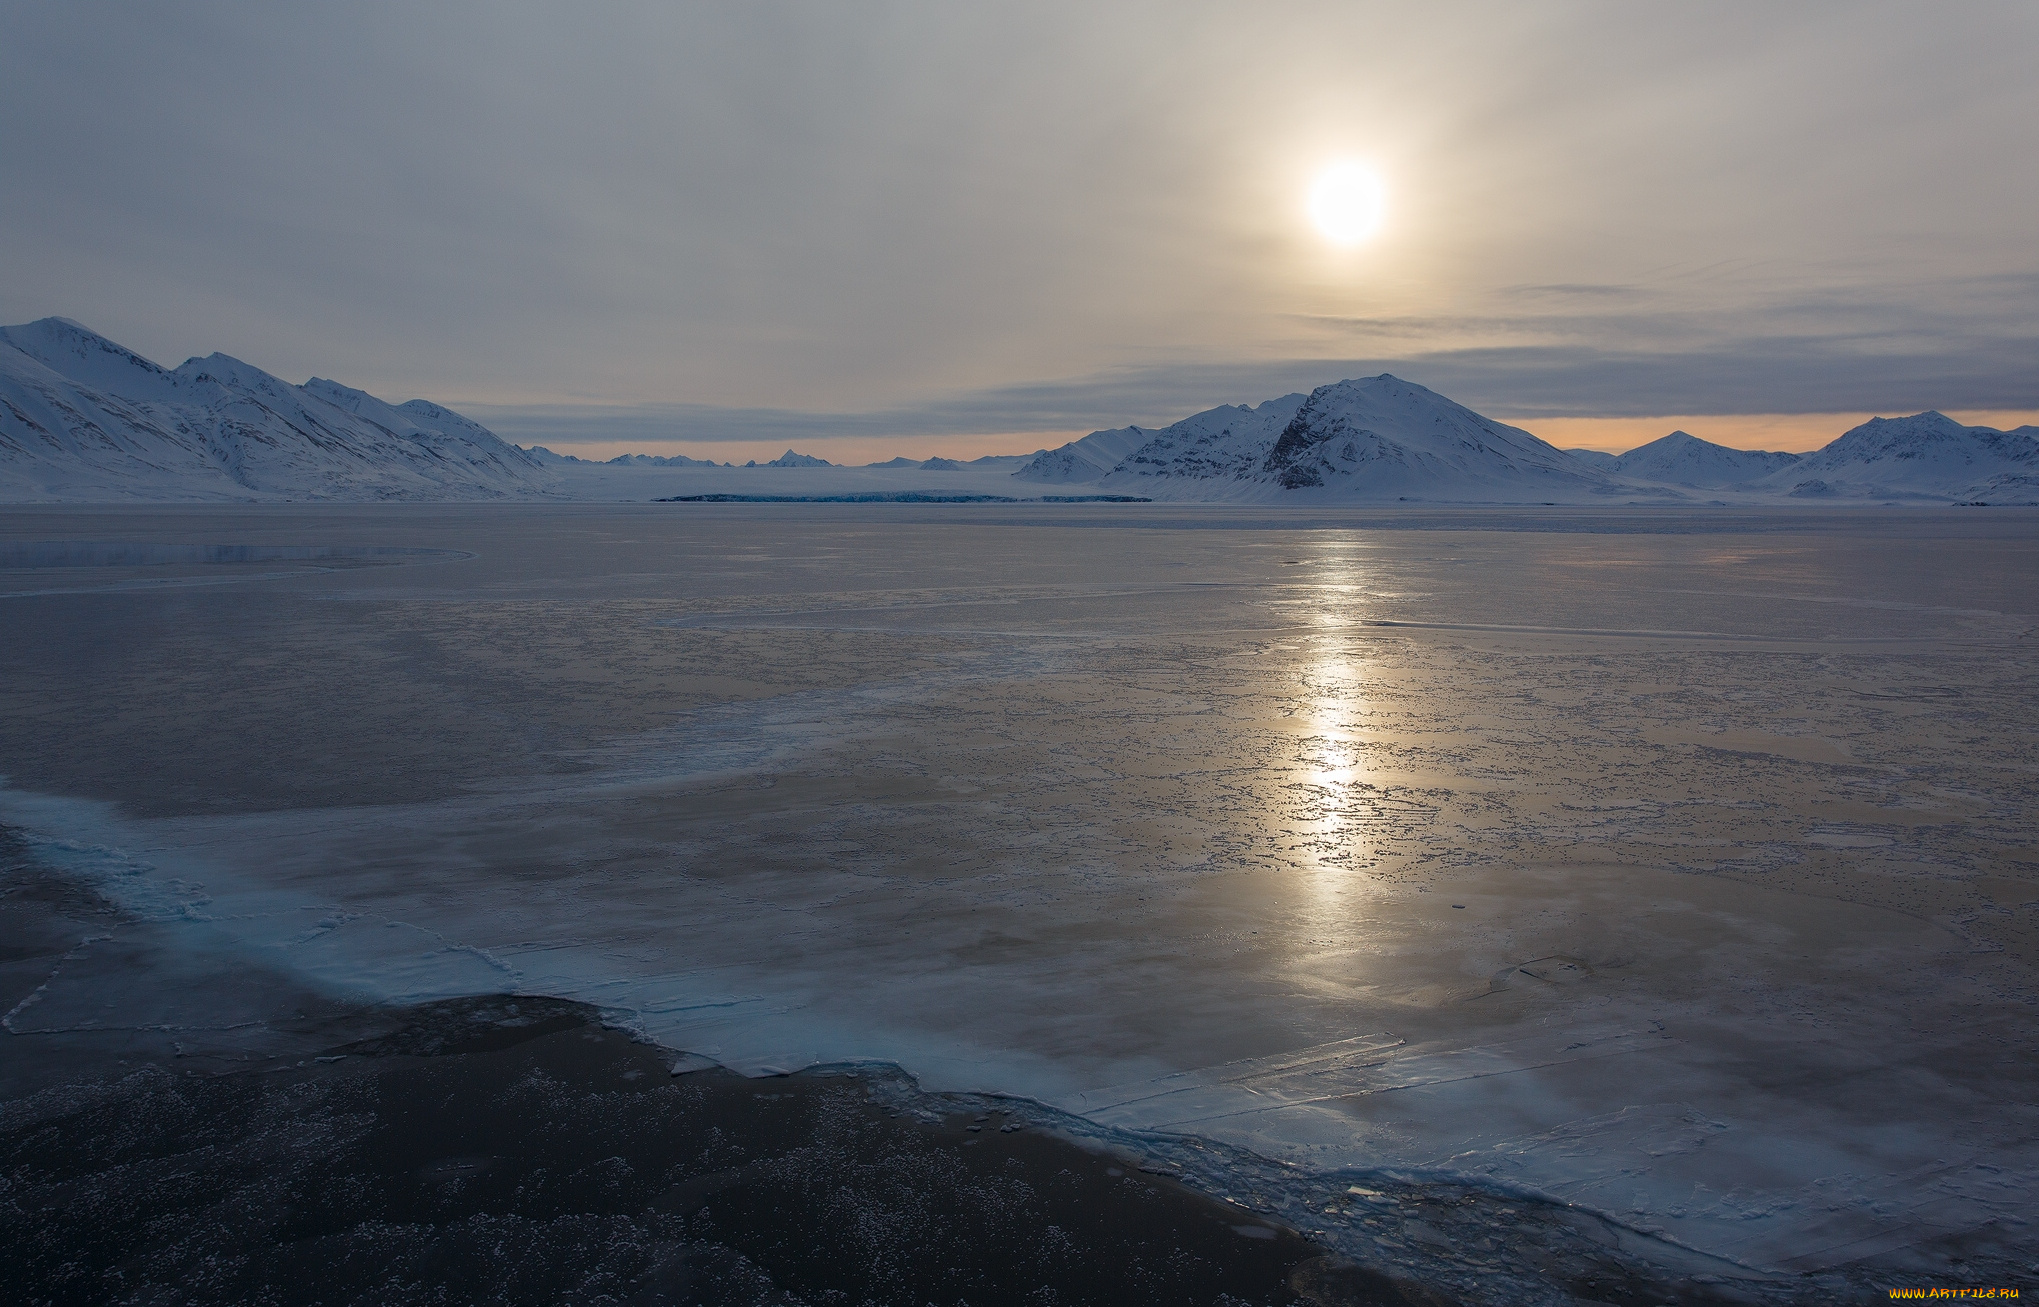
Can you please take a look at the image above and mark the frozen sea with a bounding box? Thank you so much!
[2,503,2035,1295]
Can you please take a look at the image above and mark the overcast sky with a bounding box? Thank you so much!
[3,1,2034,454]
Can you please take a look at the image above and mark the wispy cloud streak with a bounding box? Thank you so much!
[470,332,2039,445]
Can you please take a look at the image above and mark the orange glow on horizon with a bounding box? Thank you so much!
[1513,410,2039,455]
[519,409,2039,465]
[518,430,1091,467]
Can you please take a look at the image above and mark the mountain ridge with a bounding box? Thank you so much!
[1021,385,2034,503]
[1090,377,1621,502]
[0,318,548,502]
[1014,424,1153,483]
[1596,430,1800,487]
[6,318,2032,503]
[1758,412,2038,500]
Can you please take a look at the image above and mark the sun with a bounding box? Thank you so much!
[1308,161,1385,245]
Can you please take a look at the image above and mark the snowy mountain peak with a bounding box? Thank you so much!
[0,316,184,401]
[1563,448,1623,471]
[303,376,419,431]
[173,351,295,395]
[0,318,552,501]
[300,380,540,470]
[1253,375,1608,497]
[1,315,154,365]
[603,451,726,467]
[1607,429,1799,487]
[1819,411,1972,455]
[1093,395,1309,493]
[396,398,525,454]
[1012,423,1153,483]
[1086,375,1628,501]
[1761,411,2039,499]
[1075,378,1582,500]
[1833,410,2035,461]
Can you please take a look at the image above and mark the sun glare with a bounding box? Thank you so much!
[1308,161,1385,245]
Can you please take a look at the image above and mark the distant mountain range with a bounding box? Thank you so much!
[1021,376,2039,504]
[0,318,548,501]
[747,449,832,468]
[866,453,1027,471]
[7,320,2035,503]
[1773,411,2039,501]
[1563,431,1801,487]
[580,450,732,468]
[1024,376,1616,502]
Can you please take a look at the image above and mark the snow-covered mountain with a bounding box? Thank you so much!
[1600,430,1800,487]
[747,449,832,468]
[522,447,730,468]
[867,452,1033,471]
[1962,471,2039,504]
[604,451,730,467]
[1563,448,1623,471]
[1046,384,2035,504]
[0,318,549,501]
[1756,412,2039,500]
[1012,424,1154,483]
[15,316,2025,507]
[1091,376,1618,502]
[1021,398,1296,494]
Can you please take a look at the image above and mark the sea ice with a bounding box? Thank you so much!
[2,502,2034,1281]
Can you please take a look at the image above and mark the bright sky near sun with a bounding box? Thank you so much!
[1308,163,1387,247]
[1,2,2035,456]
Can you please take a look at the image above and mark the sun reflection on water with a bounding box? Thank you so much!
[1281,545,1379,889]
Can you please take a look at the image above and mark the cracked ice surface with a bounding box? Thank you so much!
[2,504,2036,1274]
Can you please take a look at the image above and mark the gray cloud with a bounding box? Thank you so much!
[2,2,2034,422]
[474,330,2039,446]
[1502,285,1648,300]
